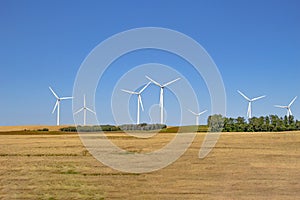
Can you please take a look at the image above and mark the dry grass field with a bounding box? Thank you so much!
[0,125,71,132]
[0,129,299,199]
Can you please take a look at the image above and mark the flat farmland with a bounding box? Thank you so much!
[0,131,299,199]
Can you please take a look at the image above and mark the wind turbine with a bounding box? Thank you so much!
[122,82,150,125]
[49,86,73,126]
[237,90,266,119]
[274,96,297,117]
[74,95,96,126]
[188,109,207,126]
[146,76,181,124]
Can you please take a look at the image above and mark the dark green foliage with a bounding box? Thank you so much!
[60,126,77,132]
[78,125,121,132]
[58,116,300,133]
[221,115,300,132]
[37,128,49,131]
[207,114,225,132]
[119,124,166,131]
[59,124,167,132]
[60,125,121,132]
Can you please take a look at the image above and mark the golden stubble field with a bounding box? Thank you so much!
[0,125,70,132]
[0,130,299,199]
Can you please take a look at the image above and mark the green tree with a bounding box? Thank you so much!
[208,115,224,132]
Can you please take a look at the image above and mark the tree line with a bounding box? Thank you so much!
[59,115,300,133]
[60,124,166,132]
[208,114,300,132]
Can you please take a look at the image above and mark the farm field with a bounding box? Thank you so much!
[0,130,299,199]
[0,125,71,132]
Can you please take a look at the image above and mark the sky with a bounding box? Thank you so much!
[0,0,300,126]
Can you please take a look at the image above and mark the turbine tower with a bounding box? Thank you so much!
[188,109,207,126]
[237,90,266,119]
[122,82,150,125]
[49,86,73,126]
[146,76,181,124]
[74,95,96,126]
[274,96,297,117]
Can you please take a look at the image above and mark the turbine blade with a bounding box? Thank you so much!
[139,95,144,111]
[52,101,58,114]
[145,76,162,87]
[188,109,198,115]
[274,105,287,108]
[49,86,59,99]
[83,94,86,107]
[199,110,208,115]
[251,95,266,101]
[163,77,181,87]
[121,89,138,94]
[289,96,297,107]
[60,97,73,100]
[86,107,96,114]
[74,107,84,115]
[139,82,151,94]
[237,90,251,101]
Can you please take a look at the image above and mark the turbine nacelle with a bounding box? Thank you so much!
[49,86,73,126]
[121,82,151,124]
[188,109,207,126]
[274,96,297,117]
[74,94,96,126]
[188,109,207,116]
[237,90,266,119]
[146,76,181,124]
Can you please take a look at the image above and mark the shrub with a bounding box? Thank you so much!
[37,128,49,131]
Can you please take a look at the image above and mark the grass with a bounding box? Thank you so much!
[0,130,76,135]
[0,125,71,132]
[0,131,299,199]
[159,125,209,133]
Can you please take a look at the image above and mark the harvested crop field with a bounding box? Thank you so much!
[0,131,299,199]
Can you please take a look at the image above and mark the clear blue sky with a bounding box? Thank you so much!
[0,0,299,125]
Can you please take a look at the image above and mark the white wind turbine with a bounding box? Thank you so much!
[49,86,73,126]
[274,96,297,117]
[122,82,150,125]
[188,109,207,126]
[74,95,96,126]
[238,90,266,119]
[146,76,181,124]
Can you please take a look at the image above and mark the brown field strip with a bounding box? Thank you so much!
[0,125,73,132]
[0,131,299,199]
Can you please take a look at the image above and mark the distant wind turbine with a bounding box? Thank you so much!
[122,82,150,125]
[49,86,73,126]
[74,95,96,126]
[188,109,207,126]
[238,90,266,119]
[146,76,181,124]
[274,96,297,117]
